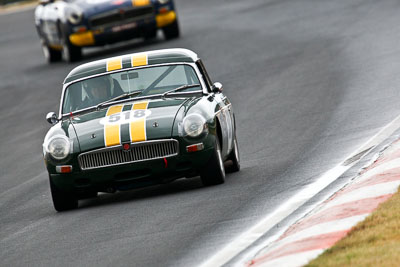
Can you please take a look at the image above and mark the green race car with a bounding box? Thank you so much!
[43,48,240,211]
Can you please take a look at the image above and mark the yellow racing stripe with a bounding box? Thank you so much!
[131,53,148,67]
[104,105,123,147]
[132,0,149,6]
[107,57,122,72]
[130,101,149,142]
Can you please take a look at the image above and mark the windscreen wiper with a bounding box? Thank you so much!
[161,84,201,98]
[96,90,143,109]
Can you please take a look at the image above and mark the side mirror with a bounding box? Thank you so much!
[211,82,223,93]
[46,112,58,125]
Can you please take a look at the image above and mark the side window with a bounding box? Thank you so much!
[196,59,213,92]
[63,89,71,114]
[63,83,85,113]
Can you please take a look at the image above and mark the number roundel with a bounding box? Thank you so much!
[100,109,151,125]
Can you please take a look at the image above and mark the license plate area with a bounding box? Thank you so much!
[111,22,137,32]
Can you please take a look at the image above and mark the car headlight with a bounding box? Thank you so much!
[45,135,72,160]
[183,114,207,138]
[66,5,83,25]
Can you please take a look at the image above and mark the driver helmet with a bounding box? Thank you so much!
[83,76,111,102]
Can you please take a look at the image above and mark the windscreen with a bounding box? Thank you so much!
[62,64,201,114]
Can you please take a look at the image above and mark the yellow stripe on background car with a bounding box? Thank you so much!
[132,0,150,7]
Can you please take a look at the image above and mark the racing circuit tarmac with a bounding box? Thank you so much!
[2,0,400,266]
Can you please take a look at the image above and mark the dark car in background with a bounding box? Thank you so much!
[34,0,179,63]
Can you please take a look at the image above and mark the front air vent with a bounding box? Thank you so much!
[78,139,178,170]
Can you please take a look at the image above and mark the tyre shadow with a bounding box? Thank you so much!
[78,161,236,210]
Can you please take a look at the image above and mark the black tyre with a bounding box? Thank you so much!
[144,28,158,40]
[227,135,240,172]
[200,138,225,186]
[62,36,82,63]
[162,19,180,40]
[49,177,78,212]
[41,40,62,63]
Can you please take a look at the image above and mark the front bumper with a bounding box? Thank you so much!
[69,11,177,47]
[48,135,216,196]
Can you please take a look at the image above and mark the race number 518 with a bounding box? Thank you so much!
[100,110,151,125]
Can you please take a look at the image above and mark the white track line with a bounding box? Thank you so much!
[200,114,400,267]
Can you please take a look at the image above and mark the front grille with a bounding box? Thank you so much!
[90,6,154,28]
[78,139,179,170]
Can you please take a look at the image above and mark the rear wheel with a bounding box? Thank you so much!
[41,40,62,63]
[49,177,78,212]
[200,138,225,186]
[62,36,81,63]
[162,19,180,40]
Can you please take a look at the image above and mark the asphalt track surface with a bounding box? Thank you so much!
[1,0,400,266]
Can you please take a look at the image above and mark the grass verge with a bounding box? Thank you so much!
[306,186,400,266]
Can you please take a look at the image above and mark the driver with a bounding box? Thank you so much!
[82,76,111,107]
[80,76,125,109]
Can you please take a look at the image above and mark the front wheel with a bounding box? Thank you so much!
[49,177,78,212]
[41,40,62,63]
[200,138,225,186]
[62,36,82,63]
[226,135,240,172]
[144,28,158,41]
